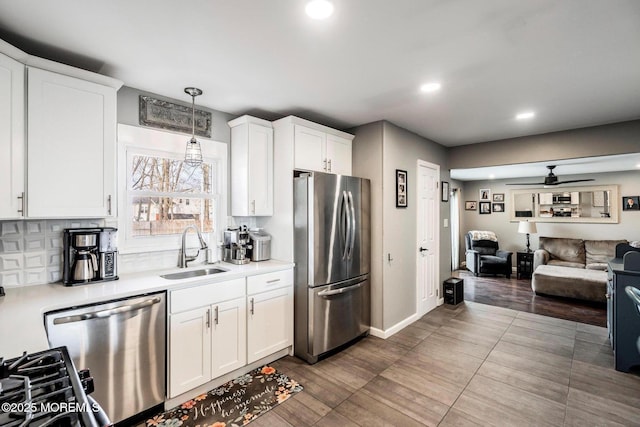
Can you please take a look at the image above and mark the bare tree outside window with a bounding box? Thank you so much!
[129,155,215,236]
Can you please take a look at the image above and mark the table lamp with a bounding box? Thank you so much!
[518,221,537,252]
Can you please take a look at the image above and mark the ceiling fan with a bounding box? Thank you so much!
[506,165,595,186]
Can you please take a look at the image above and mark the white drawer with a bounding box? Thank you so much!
[170,278,245,313]
[247,269,292,295]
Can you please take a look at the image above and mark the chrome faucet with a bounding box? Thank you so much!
[178,225,208,268]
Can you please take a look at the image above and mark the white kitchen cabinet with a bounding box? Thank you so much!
[293,124,353,175]
[246,269,293,364]
[168,278,246,398]
[27,67,117,218]
[0,52,25,219]
[229,115,273,216]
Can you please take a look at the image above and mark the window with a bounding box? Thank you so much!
[118,124,228,253]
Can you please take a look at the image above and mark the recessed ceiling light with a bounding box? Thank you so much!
[489,174,495,179]
[420,82,441,93]
[516,111,535,120]
[306,0,334,19]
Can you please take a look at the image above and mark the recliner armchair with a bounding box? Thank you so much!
[465,231,512,278]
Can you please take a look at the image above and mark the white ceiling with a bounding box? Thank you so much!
[451,153,640,182]
[0,0,639,147]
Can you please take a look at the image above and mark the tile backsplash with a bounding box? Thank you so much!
[0,219,104,287]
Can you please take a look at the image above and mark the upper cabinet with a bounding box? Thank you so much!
[229,115,274,216]
[27,67,118,218]
[0,52,25,219]
[274,116,353,176]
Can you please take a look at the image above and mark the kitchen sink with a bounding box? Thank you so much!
[160,267,228,280]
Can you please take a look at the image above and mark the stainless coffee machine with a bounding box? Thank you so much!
[63,227,118,285]
[223,226,251,264]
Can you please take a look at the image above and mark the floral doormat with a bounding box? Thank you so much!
[146,366,303,427]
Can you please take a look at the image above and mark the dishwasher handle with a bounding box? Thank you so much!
[52,296,162,325]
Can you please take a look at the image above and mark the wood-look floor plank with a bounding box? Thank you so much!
[514,310,578,330]
[565,387,640,426]
[453,375,566,426]
[360,375,450,426]
[313,410,360,427]
[438,408,486,426]
[387,323,435,348]
[286,366,354,408]
[271,391,330,427]
[510,317,577,338]
[572,339,614,368]
[476,360,569,403]
[501,324,575,358]
[248,410,294,427]
[333,390,426,427]
[569,360,640,409]
[418,329,495,360]
[404,347,484,387]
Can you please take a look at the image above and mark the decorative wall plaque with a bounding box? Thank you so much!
[139,95,212,138]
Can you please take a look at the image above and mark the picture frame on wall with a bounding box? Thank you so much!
[480,188,491,201]
[479,201,491,214]
[396,169,408,208]
[492,203,505,212]
[623,196,640,210]
[493,193,504,202]
[465,201,477,211]
[442,181,449,202]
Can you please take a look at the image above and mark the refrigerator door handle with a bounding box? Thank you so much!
[347,191,356,259]
[317,282,362,297]
[341,190,350,260]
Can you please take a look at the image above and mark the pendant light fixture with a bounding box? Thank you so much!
[184,87,203,166]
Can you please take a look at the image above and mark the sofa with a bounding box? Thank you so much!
[531,237,627,303]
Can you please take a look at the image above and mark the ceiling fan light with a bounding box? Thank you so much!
[516,111,535,120]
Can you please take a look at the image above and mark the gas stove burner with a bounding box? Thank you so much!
[0,347,104,427]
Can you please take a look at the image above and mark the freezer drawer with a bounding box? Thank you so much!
[296,276,370,363]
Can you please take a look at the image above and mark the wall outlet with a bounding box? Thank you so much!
[444,218,449,227]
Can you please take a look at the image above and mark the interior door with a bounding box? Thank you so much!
[417,161,439,316]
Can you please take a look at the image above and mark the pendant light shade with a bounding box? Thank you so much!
[184,87,203,166]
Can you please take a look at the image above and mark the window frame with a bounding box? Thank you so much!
[117,124,228,254]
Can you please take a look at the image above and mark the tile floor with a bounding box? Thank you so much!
[255,301,640,426]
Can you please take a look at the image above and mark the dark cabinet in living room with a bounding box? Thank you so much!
[607,245,640,373]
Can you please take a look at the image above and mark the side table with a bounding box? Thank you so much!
[517,251,534,279]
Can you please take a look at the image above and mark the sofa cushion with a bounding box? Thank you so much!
[472,239,498,255]
[532,265,608,303]
[585,240,627,265]
[548,259,587,269]
[539,237,585,265]
[586,262,608,271]
[480,255,507,265]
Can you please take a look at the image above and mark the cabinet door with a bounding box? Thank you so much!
[294,125,326,172]
[0,53,25,219]
[325,134,352,175]
[211,297,247,378]
[27,67,116,217]
[169,307,211,398]
[247,286,293,364]
[248,123,273,215]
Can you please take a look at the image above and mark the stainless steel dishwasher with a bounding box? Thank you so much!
[45,292,166,424]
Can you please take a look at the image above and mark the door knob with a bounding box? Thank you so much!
[419,247,428,252]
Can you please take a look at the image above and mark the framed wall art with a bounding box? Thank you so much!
[396,169,407,208]
[139,95,212,137]
[442,181,449,202]
[493,193,504,202]
[623,196,639,210]
[479,188,491,201]
[479,201,491,214]
[465,201,477,211]
[492,203,505,213]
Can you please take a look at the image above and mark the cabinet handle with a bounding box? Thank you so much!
[214,306,219,325]
[266,278,280,284]
[250,298,255,315]
[328,159,332,172]
[107,195,112,215]
[251,200,256,215]
[606,293,611,300]
[206,308,211,328]
[17,192,25,216]
[323,159,327,171]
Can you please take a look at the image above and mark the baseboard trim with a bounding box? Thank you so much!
[438,297,444,306]
[369,313,420,339]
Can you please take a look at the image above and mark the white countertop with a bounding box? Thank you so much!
[0,260,294,357]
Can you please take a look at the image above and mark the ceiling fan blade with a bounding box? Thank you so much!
[505,182,545,185]
[554,179,595,185]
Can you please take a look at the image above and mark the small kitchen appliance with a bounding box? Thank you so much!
[223,226,251,264]
[63,227,118,285]
[248,228,271,261]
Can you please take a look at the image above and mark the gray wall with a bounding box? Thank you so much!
[117,86,235,144]
[352,121,450,331]
[449,120,640,169]
[459,170,640,268]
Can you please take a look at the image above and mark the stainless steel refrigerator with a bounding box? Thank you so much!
[294,171,371,363]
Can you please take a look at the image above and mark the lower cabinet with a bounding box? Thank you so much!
[168,269,293,398]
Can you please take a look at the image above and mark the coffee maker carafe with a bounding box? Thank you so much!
[63,227,119,286]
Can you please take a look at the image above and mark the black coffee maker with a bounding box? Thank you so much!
[63,227,119,285]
